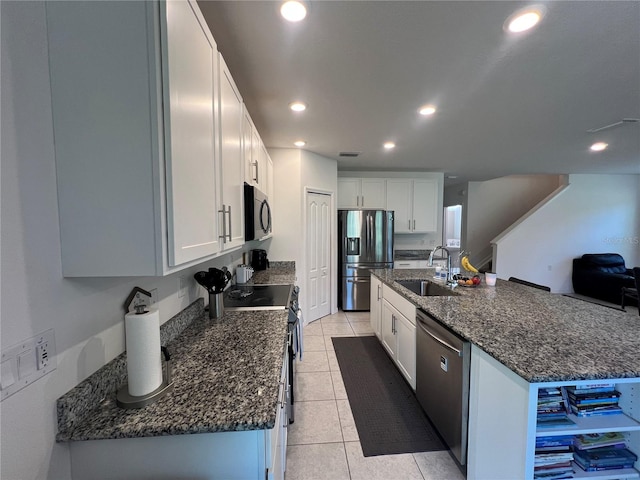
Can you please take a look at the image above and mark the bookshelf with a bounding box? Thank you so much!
[532,381,640,480]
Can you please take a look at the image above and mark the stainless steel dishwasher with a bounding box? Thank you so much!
[416,310,470,466]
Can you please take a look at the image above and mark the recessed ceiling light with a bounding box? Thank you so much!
[280,1,307,22]
[447,175,458,179]
[383,142,396,150]
[289,101,306,112]
[590,142,608,152]
[419,105,437,116]
[505,6,545,33]
[294,140,306,147]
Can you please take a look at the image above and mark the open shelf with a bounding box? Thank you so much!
[570,462,639,479]
[536,413,640,437]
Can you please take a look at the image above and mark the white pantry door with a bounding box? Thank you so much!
[306,192,331,322]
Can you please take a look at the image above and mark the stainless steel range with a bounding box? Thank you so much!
[223,284,302,424]
[223,284,293,311]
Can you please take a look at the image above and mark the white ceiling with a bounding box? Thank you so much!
[198,1,640,184]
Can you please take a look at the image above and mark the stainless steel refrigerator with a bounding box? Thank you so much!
[338,210,394,310]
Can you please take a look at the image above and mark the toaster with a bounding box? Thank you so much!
[236,265,254,284]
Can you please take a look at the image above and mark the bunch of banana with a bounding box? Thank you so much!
[461,255,479,273]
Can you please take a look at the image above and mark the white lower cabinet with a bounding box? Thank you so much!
[370,276,383,338]
[381,300,398,359]
[268,351,288,480]
[380,285,416,389]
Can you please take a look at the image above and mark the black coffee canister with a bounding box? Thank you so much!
[250,249,269,270]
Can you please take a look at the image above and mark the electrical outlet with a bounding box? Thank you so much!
[36,342,49,370]
[149,288,158,305]
[1,329,56,401]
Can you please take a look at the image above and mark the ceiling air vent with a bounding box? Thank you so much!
[338,151,361,157]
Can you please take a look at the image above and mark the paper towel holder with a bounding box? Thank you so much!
[117,346,174,409]
[117,287,174,409]
[123,286,152,314]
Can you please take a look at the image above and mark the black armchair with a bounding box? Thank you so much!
[621,267,639,315]
[572,253,636,306]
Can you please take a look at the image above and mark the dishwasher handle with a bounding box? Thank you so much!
[417,317,462,356]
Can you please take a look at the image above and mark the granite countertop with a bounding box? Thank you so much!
[57,261,296,442]
[58,309,288,442]
[248,261,296,285]
[372,269,640,383]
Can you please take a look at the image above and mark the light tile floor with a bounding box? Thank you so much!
[285,310,465,480]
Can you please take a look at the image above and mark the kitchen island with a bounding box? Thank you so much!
[372,269,640,479]
[56,263,297,480]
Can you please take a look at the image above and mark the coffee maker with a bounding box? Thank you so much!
[250,249,269,271]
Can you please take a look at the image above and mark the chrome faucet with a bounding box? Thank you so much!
[429,246,452,283]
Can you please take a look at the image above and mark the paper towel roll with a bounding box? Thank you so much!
[125,307,163,397]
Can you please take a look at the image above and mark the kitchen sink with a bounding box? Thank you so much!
[396,279,459,296]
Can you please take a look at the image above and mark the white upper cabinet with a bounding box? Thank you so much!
[218,54,245,250]
[265,150,274,203]
[47,1,221,276]
[412,179,438,232]
[386,179,438,233]
[244,118,266,193]
[337,178,386,209]
[164,0,220,266]
[243,110,273,200]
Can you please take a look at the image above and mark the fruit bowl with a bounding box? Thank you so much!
[453,274,481,287]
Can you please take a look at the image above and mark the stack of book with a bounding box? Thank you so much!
[574,432,627,450]
[537,387,574,429]
[573,446,637,472]
[573,432,637,472]
[535,435,575,479]
[566,384,622,417]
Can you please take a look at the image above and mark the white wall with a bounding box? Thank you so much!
[268,148,302,263]
[464,175,561,264]
[338,171,445,250]
[270,148,339,320]
[494,174,640,293]
[0,4,242,478]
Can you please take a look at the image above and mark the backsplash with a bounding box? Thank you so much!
[56,299,205,440]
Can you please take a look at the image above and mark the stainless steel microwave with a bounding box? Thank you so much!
[244,183,272,241]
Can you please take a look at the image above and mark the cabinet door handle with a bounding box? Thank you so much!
[377,284,381,300]
[361,195,364,207]
[218,204,227,242]
[252,160,259,183]
[413,219,416,230]
[392,314,396,334]
[227,205,232,242]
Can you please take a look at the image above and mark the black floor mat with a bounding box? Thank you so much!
[332,336,447,457]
